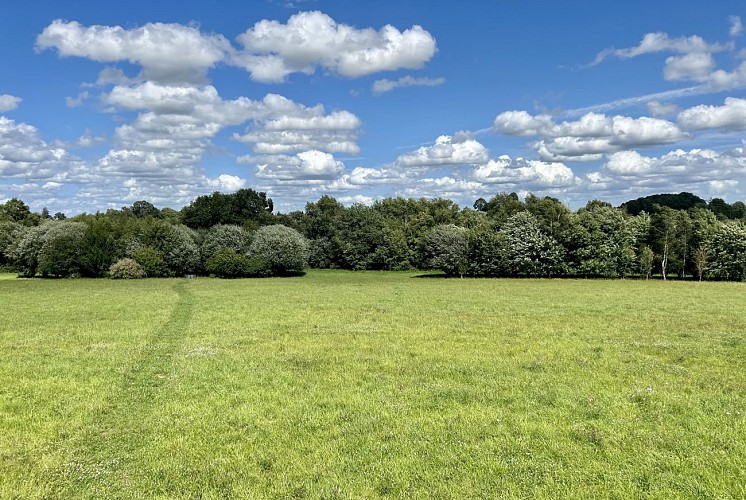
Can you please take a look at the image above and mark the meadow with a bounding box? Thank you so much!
[0,271,744,498]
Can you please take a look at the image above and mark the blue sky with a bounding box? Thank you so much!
[1,0,745,214]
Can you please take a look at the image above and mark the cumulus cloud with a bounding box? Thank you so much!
[234,93,360,155]
[233,11,437,82]
[0,94,21,112]
[494,110,687,160]
[372,75,445,94]
[678,97,746,130]
[472,155,578,188]
[588,27,746,90]
[37,20,231,83]
[0,117,68,178]
[255,150,345,181]
[596,144,746,196]
[395,134,489,170]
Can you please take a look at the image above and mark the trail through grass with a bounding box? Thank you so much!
[0,271,744,498]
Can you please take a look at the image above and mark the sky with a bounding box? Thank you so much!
[1,0,746,214]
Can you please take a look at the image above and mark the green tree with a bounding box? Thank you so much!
[249,225,309,274]
[500,211,564,277]
[181,189,273,229]
[79,219,117,277]
[200,224,252,267]
[8,224,53,276]
[708,222,746,281]
[37,222,87,277]
[422,224,469,277]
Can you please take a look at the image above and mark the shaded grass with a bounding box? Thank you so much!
[0,271,744,498]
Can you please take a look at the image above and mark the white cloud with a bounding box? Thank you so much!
[337,194,375,205]
[0,94,21,112]
[678,97,746,130]
[256,150,345,181]
[372,75,445,94]
[65,91,90,108]
[494,110,687,160]
[234,94,361,155]
[233,11,437,82]
[663,52,715,81]
[473,155,578,188]
[206,174,247,192]
[589,27,746,90]
[493,110,554,136]
[647,100,680,116]
[395,135,489,169]
[600,145,746,189]
[591,32,726,65]
[37,20,231,83]
[730,16,743,37]
[0,117,69,178]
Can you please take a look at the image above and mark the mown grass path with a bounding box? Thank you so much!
[48,281,194,497]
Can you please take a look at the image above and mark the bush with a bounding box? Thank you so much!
[132,246,166,277]
[249,225,309,274]
[109,258,146,279]
[37,222,87,277]
[422,224,468,277]
[206,248,271,278]
[200,224,252,267]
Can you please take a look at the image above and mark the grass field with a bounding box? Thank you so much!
[0,271,744,498]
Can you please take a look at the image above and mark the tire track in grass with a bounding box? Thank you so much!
[47,281,194,497]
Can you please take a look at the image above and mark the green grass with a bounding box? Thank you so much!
[0,271,744,498]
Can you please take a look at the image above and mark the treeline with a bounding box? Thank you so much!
[1,190,745,281]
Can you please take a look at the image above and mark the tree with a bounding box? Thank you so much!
[79,219,117,277]
[467,225,507,277]
[8,224,53,276]
[482,192,525,223]
[181,189,273,229]
[200,224,252,267]
[0,221,23,267]
[708,222,746,281]
[638,245,654,280]
[37,222,87,277]
[134,220,200,276]
[422,224,468,277]
[130,200,161,219]
[693,244,709,281]
[249,225,309,274]
[500,212,564,277]
[0,198,33,224]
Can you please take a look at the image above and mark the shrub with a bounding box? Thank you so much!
[206,248,272,278]
[37,222,87,277]
[132,246,166,277]
[109,258,146,279]
[200,224,252,267]
[249,225,309,274]
[422,224,468,277]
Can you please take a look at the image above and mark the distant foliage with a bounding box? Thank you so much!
[8,224,53,277]
[200,224,252,267]
[109,258,146,279]
[37,222,87,277]
[249,225,309,274]
[5,189,746,281]
[708,222,746,281]
[206,248,271,278]
[422,224,468,277]
[500,212,564,277]
[132,246,166,277]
